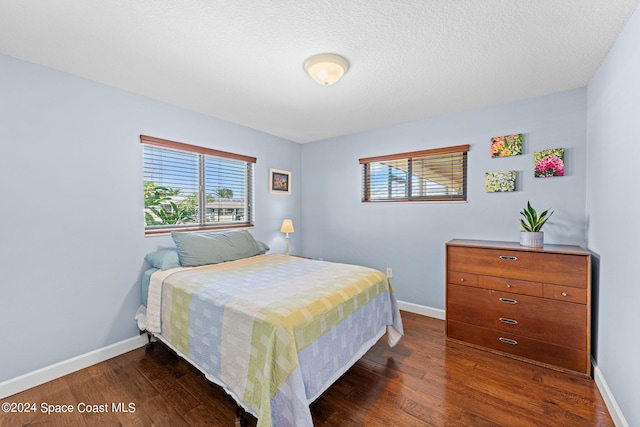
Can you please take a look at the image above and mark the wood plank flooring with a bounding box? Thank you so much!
[1,312,613,426]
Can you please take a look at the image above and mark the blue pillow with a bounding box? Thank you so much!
[171,229,265,267]
[140,267,158,306]
[145,248,181,270]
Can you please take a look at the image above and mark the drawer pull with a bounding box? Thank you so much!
[499,337,518,345]
[499,298,518,304]
[499,317,518,325]
[561,292,568,297]
[499,256,519,261]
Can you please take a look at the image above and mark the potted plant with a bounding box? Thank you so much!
[519,201,553,247]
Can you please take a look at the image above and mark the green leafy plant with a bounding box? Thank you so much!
[144,182,194,226]
[144,182,178,208]
[520,201,553,232]
[147,201,194,225]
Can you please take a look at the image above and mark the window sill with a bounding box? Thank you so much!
[145,223,253,236]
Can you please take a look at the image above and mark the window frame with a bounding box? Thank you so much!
[141,135,256,235]
[359,144,469,203]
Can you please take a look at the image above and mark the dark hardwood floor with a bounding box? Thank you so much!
[1,312,613,426]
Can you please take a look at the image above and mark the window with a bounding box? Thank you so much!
[141,135,256,234]
[360,145,469,202]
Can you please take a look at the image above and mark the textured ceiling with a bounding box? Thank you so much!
[0,1,638,143]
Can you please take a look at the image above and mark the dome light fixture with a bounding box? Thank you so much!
[303,53,350,86]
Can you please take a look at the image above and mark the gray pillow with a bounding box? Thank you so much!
[171,230,265,267]
[257,240,270,253]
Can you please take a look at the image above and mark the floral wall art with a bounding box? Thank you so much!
[485,170,517,192]
[534,148,565,177]
[491,133,523,157]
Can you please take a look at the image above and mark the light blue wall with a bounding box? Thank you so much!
[300,89,588,309]
[0,54,301,382]
[586,5,640,426]
[4,17,637,422]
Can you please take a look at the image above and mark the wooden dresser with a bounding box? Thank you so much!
[446,239,591,376]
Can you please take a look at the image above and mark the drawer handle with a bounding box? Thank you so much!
[499,256,519,261]
[499,317,518,325]
[499,337,518,345]
[561,292,568,297]
[499,298,518,304]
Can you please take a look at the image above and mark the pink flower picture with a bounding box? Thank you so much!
[534,148,564,178]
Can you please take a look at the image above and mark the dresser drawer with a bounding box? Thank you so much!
[477,275,542,297]
[447,285,587,349]
[448,246,534,279]
[448,270,478,286]
[543,283,587,304]
[447,320,589,374]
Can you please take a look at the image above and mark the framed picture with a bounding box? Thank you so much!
[269,168,291,195]
[534,148,565,178]
[491,133,523,157]
[485,170,517,192]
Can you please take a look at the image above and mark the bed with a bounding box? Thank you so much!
[137,230,403,427]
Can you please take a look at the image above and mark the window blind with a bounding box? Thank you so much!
[360,145,469,202]
[203,156,253,225]
[141,135,255,234]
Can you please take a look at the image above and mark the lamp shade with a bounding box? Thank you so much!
[304,53,349,86]
[280,219,294,233]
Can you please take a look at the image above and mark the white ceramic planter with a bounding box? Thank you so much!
[520,231,544,247]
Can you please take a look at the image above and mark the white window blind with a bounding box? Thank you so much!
[141,135,256,234]
[360,145,469,202]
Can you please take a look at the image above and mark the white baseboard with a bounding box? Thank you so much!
[0,334,148,399]
[592,359,628,427]
[397,300,445,320]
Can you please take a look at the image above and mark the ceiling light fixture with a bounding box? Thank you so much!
[304,53,350,86]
